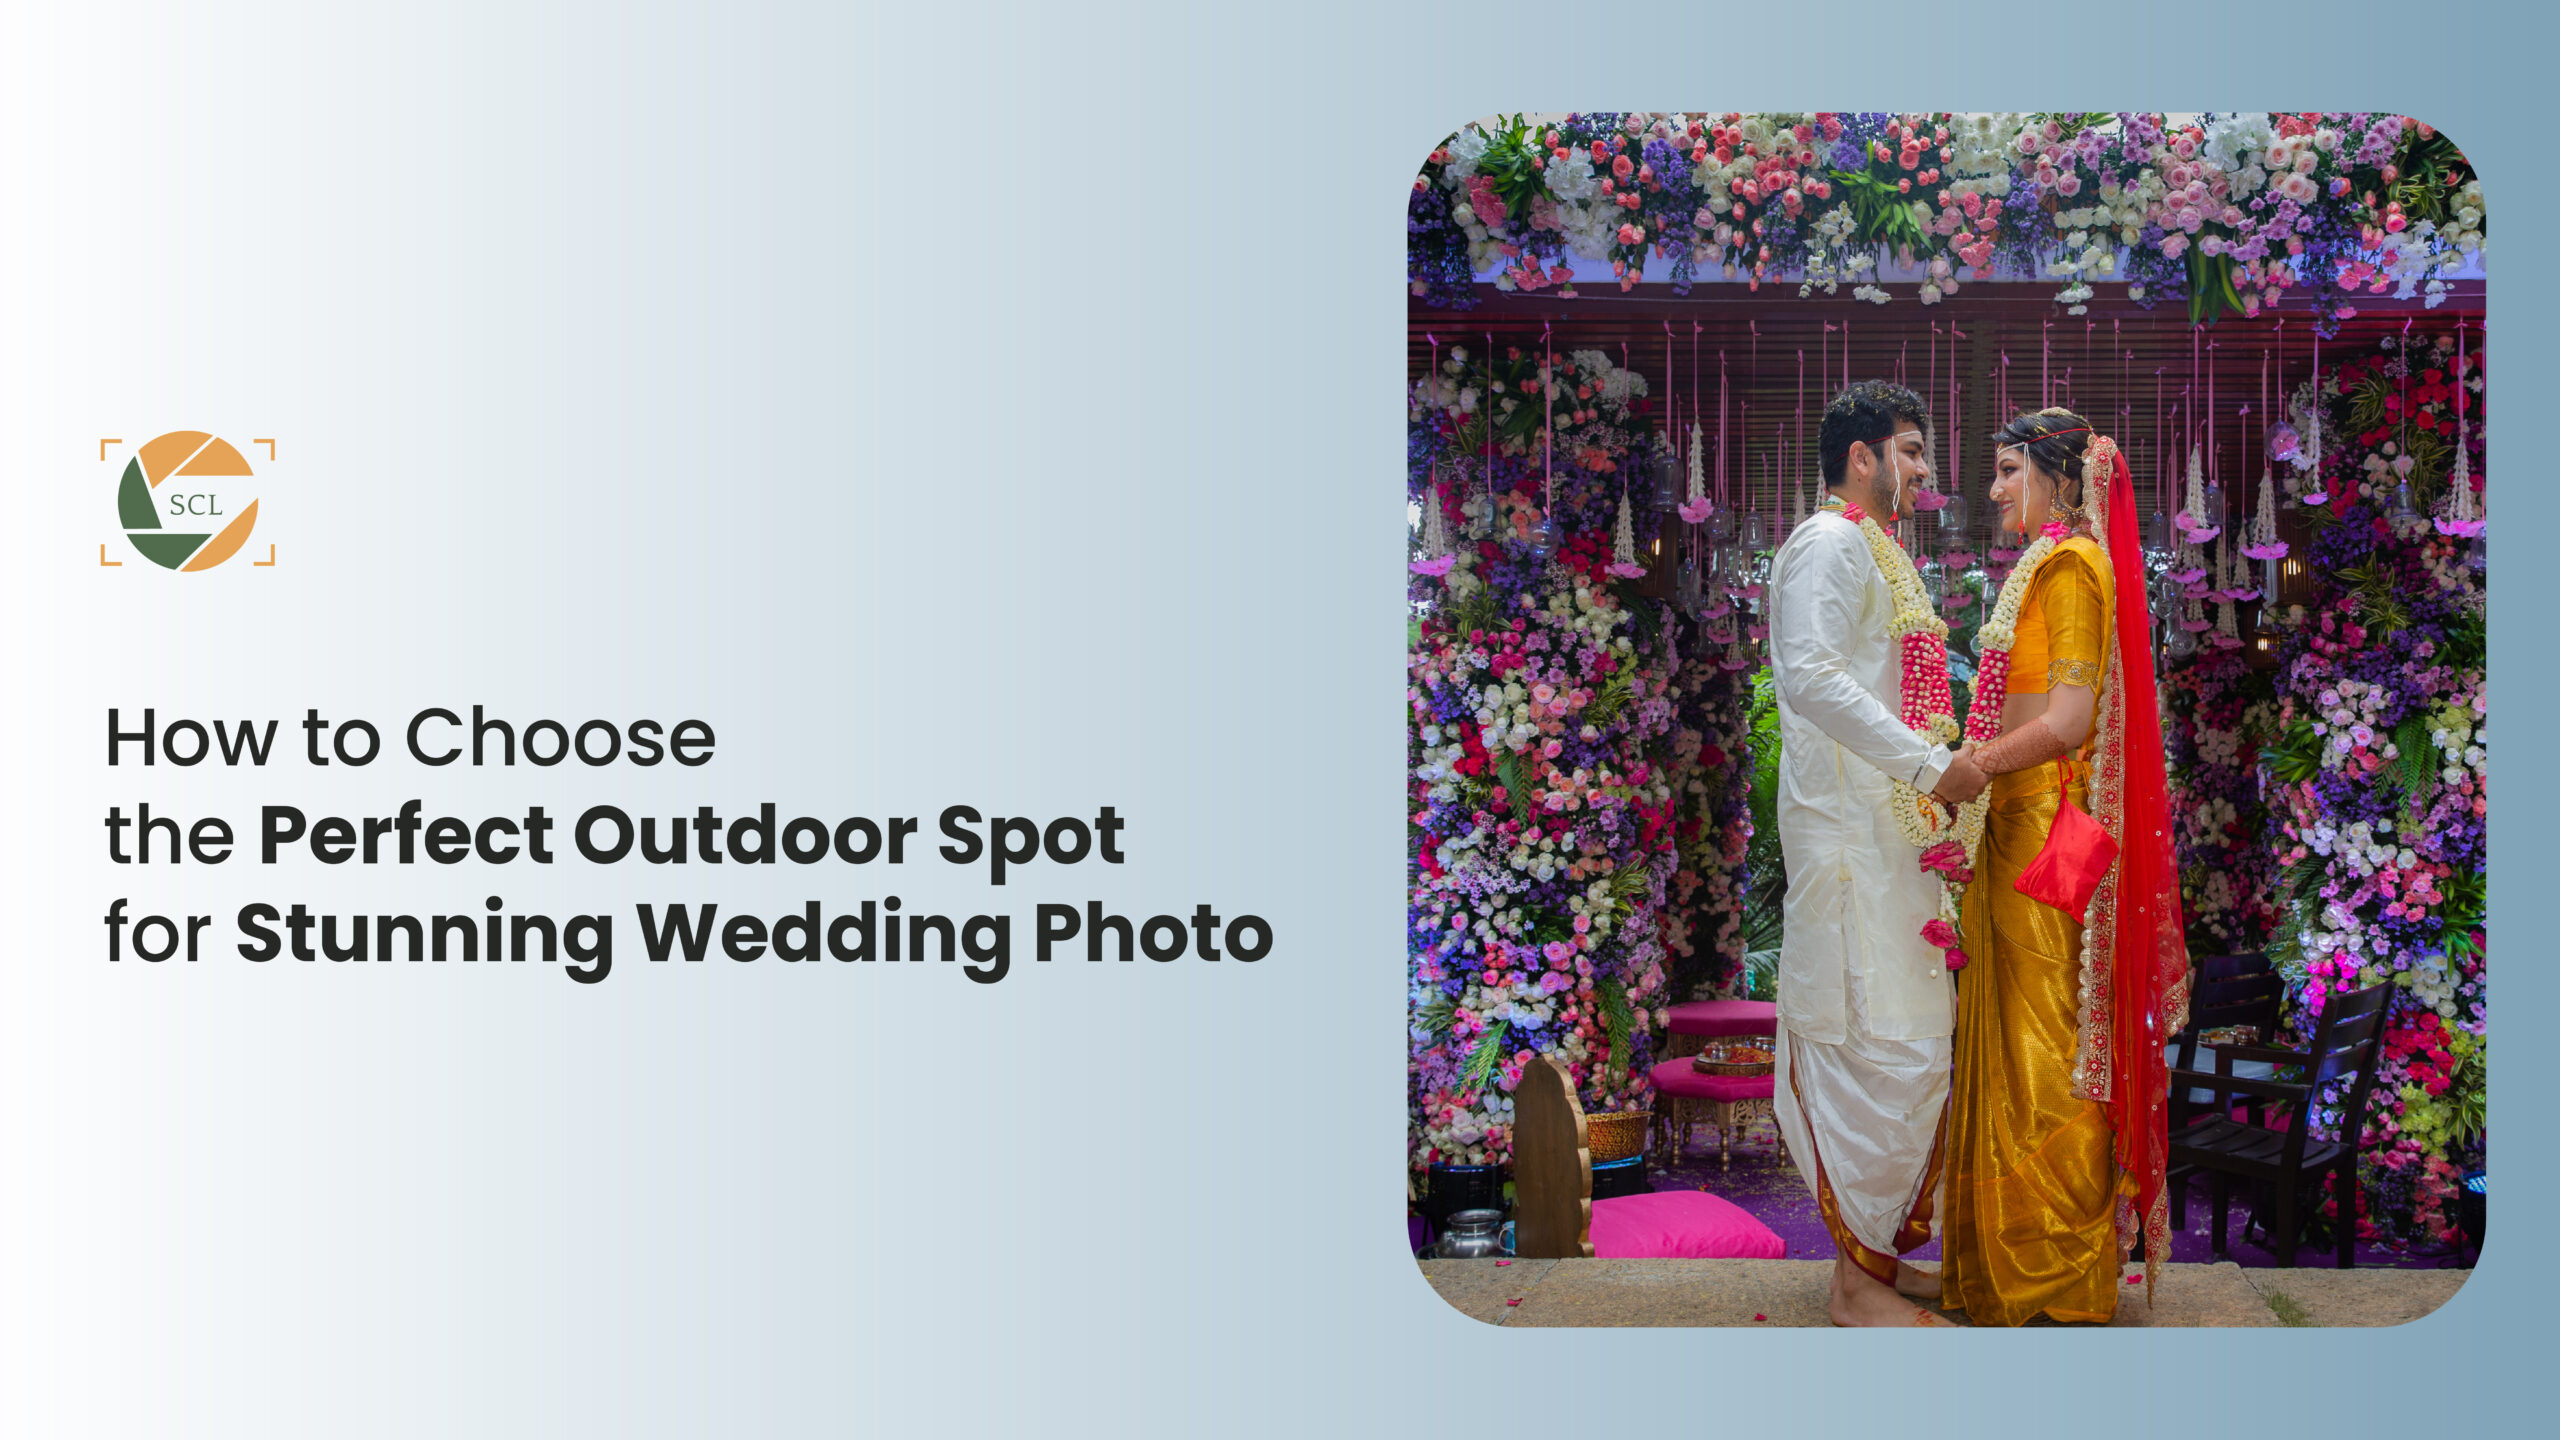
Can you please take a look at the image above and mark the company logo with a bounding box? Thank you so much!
[114,431,263,571]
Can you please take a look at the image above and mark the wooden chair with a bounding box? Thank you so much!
[1511,1056,1597,1259]
[2166,952,2286,1226]
[1510,1057,1786,1261]
[2166,979,2394,1268]
[2169,953,2282,1079]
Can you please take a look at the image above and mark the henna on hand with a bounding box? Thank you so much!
[1973,715,2068,775]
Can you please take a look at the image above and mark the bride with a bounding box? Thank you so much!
[1937,408,2189,1327]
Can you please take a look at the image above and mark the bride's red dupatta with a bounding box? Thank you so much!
[2077,437,2190,1300]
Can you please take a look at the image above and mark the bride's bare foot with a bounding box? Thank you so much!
[1894,1260,1942,1300]
[1829,1256,1945,1327]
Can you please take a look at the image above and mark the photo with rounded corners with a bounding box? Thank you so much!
[1405,111,2487,1329]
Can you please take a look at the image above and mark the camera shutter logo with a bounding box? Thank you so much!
[116,431,261,571]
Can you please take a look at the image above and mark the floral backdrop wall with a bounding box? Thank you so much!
[1404,344,1759,1175]
[1412,112,2481,327]
[2255,326,2486,1245]
[1405,116,2491,1228]
[2163,649,2283,954]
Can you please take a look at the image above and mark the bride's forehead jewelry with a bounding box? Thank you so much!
[1995,425,2092,453]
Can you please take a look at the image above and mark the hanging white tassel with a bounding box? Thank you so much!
[2215,526,2239,639]
[1679,422,1712,524]
[1410,481,1459,578]
[1420,484,1452,558]
[1609,487,1645,577]
[2242,467,2285,559]
[2439,394,2480,531]
[2177,444,2218,542]
[2295,377,2326,502]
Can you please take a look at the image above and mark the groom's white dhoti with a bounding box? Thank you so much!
[1764,508,1957,1282]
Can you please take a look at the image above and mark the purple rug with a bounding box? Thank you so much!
[1646,1112,2465,1271]
[1413,1112,2470,1273]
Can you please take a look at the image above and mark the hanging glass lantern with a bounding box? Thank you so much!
[1675,552,1703,610]
[1740,510,1769,551]
[1937,493,1969,533]
[2391,481,2420,523]
[2468,532,2487,573]
[2167,624,2199,660]
[2144,508,2172,553]
[1650,442,1683,511]
[1707,507,1735,543]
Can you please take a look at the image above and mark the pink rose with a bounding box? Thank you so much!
[1611,153,1634,179]
[1921,919,1960,949]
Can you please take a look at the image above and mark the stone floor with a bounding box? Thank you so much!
[1418,1256,2470,1328]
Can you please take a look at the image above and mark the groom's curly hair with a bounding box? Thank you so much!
[1819,380,1929,488]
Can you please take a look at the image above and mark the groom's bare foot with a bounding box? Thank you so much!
[1893,1260,1942,1300]
[1829,1255,1943,1327]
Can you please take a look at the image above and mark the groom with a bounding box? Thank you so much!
[1766,380,1987,1328]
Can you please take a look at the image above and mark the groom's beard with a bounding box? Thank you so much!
[1867,455,1903,523]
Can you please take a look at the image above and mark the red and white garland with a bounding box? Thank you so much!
[1837,501,2072,969]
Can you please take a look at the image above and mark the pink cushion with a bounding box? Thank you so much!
[1649,1059,1774,1103]
[1590,1190,1786,1260]
[1664,999,1778,1037]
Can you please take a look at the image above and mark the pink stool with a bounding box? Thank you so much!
[1662,1001,1778,1060]
[1649,1057,1781,1171]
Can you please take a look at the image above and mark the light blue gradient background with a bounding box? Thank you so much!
[0,1,2531,1434]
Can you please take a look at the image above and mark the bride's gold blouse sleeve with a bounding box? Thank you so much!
[2007,541,2112,697]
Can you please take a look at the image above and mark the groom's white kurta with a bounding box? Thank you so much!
[1764,507,1957,1275]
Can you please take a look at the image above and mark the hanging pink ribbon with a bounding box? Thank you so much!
[1664,321,1676,474]
[1427,332,1440,500]
[1717,350,1729,511]
[1795,349,1805,491]
[2456,317,2468,418]
[1542,323,1553,513]
[2400,317,2415,463]
[1948,325,1966,506]
[2208,338,2220,492]
[2042,318,2053,410]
